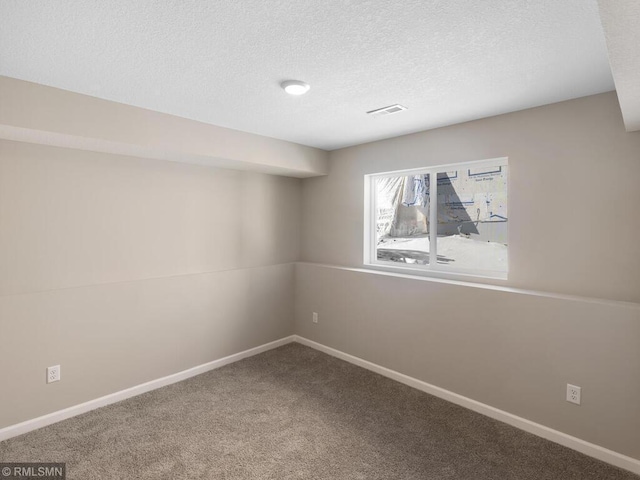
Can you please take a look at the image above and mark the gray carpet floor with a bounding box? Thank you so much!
[1,343,637,479]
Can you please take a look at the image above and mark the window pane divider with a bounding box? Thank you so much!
[429,173,437,267]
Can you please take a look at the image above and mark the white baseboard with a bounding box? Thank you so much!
[0,336,295,443]
[293,335,640,476]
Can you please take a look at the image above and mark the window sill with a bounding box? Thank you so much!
[298,262,640,310]
[363,261,508,285]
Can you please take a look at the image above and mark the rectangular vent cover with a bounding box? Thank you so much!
[366,104,407,117]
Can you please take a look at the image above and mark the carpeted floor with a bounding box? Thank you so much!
[0,343,636,479]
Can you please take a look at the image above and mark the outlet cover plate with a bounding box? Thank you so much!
[567,383,581,405]
[47,365,60,383]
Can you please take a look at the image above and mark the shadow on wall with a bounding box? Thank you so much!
[436,172,479,236]
[388,173,479,238]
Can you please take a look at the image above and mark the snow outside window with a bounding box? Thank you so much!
[365,158,508,280]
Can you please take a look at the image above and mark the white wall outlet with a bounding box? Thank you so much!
[47,365,61,384]
[567,384,581,405]
[312,312,318,324]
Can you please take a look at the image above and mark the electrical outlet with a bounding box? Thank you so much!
[47,365,61,384]
[312,312,318,324]
[566,384,581,405]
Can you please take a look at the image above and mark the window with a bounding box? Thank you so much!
[365,157,508,279]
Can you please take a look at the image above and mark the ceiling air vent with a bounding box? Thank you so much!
[366,104,407,117]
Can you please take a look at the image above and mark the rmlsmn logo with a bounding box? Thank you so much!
[0,463,65,480]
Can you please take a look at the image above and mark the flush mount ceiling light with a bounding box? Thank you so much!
[281,80,310,95]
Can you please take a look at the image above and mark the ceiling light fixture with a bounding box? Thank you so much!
[281,80,310,95]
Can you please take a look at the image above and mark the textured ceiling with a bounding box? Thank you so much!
[0,0,614,150]
[598,0,640,132]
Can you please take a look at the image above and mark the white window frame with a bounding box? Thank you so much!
[364,157,508,281]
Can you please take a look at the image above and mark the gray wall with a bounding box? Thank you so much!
[296,92,640,460]
[0,140,299,428]
[302,92,640,302]
[0,76,330,178]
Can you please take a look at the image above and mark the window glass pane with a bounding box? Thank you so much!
[436,165,508,272]
[375,174,431,264]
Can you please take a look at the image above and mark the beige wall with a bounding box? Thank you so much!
[0,140,298,427]
[294,263,640,460]
[296,92,640,460]
[0,76,329,178]
[302,92,640,302]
